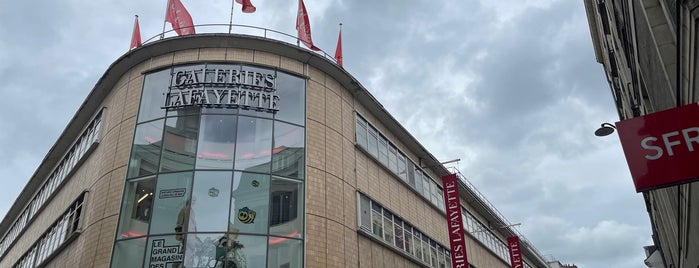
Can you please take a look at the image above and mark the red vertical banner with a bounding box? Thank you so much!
[442,173,468,268]
[507,236,523,268]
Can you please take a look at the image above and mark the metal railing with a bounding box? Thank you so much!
[447,166,549,265]
[138,24,341,66]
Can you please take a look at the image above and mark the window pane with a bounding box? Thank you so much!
[268,237,303,268]
[269,176,304,238]
[274,72,306,126]
[422,176,431,199]
[408,163,416,187]
[371,203,383,238]
[230,172,270,235]
[367,127,378,158]
[191,171,233,232]
[128,120,164,178]
[397,153,407,181]
[378,137,388,166]
[355,117,367,148]
[388,146,397,174]
[196,115,237,169]
[383,211,394,244]
[394,219,404,250]
[160,116,200,172]
[359,194,371,231]
[116,176,155,239]
[272,121,305,180]
[149,172,193,235]
[415,169,423,194]
[111,238,146,268]
[235,117,272,172]
[138,69,171,123]
[404,225,413,255]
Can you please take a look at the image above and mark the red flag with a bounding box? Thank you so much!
[296,0,320,51]
[334,25,343,67]
[235,0,256,13]
[166,0,195,35]
[130,15,142,49]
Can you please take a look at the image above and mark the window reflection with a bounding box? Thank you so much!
[138,70,171,123]
[268,237,302,268]
[269,177,303,238]
[161,116,200,172]
[230,172,270,235]
[128,120,164,178]
[274,72,305,126]
[235,117,272,172]
[191,171,233,232]
[272,122,304,180]
[149,172,193,235]
[117,176,155,239]
[196,115,237,169]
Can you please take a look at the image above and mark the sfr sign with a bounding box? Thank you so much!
[616,103,699,192]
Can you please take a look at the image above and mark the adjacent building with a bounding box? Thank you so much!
[584,0,699,267]
[0,27,550,268]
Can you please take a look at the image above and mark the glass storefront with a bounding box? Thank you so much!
[112,63,305,268]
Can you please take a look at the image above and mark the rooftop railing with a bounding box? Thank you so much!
[138,24,341,66]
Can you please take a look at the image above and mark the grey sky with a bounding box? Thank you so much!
[0,0,651,267]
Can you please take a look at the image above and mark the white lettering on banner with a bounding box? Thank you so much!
[164,67,280,113]
[641,127,699,160]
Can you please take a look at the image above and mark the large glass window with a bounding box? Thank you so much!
[272,122,304,180]
[137,69,171,123]
[160,116,200,172]
[116,176,155,239]
[367,127,378,158]
[268,237,302,268]
[196,115,237,169]
[149,172,193,235]
[274,72,305,126]
[355,117,367,148]
[235,117,273,172]
[111,238,146,268]
[191,171,233,232]
[230,172,270,235]
[269,177,303,238]
[128,120,164,178]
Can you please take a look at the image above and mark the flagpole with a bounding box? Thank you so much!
[229,0,235,34]
[161,0,171,39]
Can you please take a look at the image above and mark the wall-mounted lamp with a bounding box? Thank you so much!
[594,123,617,137]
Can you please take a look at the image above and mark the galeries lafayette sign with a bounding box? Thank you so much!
[163,67,279,113]
[616,103,699,192]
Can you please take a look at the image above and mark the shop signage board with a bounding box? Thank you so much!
[616,103,699,192]
[441,173,468,268]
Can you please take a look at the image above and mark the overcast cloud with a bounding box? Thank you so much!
[0,0,651,267]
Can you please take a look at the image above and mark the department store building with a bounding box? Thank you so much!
[0,31,550,268]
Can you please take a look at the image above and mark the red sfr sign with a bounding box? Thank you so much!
[616,103,699,192]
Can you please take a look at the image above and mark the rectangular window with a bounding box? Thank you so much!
[371,202,383,238]
[367,127,379,158]
[404,224,413,255]
[388,146,398,174]
[356,116,368,149]
[414,169,423,194]
[378,136,389,166]
[422,176,431,199]
[359,194,371,231]
[397,153,407,181]
[383,210,394,244]
[407,163,416,187]
[394,218,404,250]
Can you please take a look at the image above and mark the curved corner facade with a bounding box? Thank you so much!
[0,34,550,268]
